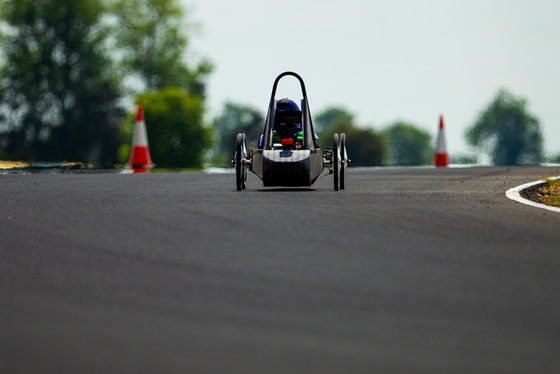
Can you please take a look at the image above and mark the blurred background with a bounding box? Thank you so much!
[1,0,558,169]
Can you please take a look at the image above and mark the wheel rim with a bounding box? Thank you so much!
[242,134,247,189]
[236,133,243,191]
[340,133,346,190]
[333,133,339,191]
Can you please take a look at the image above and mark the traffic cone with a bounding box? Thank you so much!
[128,105,154,172]
[434,114,449,167]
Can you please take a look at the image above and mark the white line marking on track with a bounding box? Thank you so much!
[506,176,560,213]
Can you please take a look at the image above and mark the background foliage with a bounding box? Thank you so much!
[0,0,213,168]
[466,89,543,165]
[0,0,123,167]
[111,0,212,96]
[314,106,386,167]
[381,121,433,166]
[133,87,212,169]
[210,101,263,166]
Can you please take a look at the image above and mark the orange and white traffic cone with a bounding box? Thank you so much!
[434,114,449,167]
[128,105,154,172]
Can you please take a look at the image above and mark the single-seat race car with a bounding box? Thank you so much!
[233,71,348,191]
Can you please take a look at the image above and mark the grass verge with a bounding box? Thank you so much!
[537,178,560,207]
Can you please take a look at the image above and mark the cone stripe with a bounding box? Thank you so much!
[131,106,149,147]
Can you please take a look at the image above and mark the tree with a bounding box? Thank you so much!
[133,87,212,168]
[111,0,212,96]
[211,101,264,166]
[313,106,354,135]
[315,106,386,167]
[0,0,124,167]
[341,127,386,167]
[314,106,355,148]
[466,89,543,165]
[381,121,432,166]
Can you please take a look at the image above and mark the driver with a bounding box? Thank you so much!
[258,98,303,149]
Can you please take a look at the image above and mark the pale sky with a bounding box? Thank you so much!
[183,0,560,156]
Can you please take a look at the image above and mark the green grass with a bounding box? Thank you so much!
[537,178,560,207]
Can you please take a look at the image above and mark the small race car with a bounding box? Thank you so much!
[233,71,348,191]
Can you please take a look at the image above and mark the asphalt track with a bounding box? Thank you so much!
[1,166,560,373]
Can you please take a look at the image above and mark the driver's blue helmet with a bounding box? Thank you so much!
[276,98,302,131]
[276,98,300,113]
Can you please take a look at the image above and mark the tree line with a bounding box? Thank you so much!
[0,0,547,168]
[211,103,432,168]
[0,0,211,168]
[211,89,545,168]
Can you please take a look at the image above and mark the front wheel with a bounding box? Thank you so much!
[241,133,247,189]
[235,133,247,191]
[333,133,339,191]
[340,133,346,190]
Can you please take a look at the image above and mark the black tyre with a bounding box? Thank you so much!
[241,133,247,189]
[333,133,339,191]
[235,133,245,191]
[340,133,346,190]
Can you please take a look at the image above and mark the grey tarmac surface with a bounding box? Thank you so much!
[1,166,560,373]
